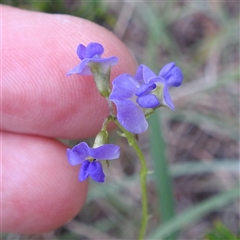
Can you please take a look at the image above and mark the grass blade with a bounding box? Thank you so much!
[149,186,240,239]
[148,112,176,239]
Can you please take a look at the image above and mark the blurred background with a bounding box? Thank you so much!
[2,0,239,239]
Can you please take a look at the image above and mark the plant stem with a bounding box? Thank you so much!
[112,118,148,240]
[101,115,112,131]
[107,98,114,116]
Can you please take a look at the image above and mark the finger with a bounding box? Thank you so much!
[1,131,88,233]
[2,5,137,139]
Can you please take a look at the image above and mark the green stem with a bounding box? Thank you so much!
[101,115,112,131]
[112,118,148,240]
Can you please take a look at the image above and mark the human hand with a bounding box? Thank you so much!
[1,5,136,233]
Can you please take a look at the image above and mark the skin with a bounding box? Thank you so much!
[1,5,136,233]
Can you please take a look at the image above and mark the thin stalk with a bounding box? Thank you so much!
[112,118,148,240]
[101,115,112,131]
[106,98,114,116]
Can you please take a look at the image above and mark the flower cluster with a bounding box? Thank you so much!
[109,63,183,133]
[67,42,183,183]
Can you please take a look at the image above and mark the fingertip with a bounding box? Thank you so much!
[2,6,137,138]
[2,132,88,233]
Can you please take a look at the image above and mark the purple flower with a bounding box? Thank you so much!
[109,63,183,133]
[67,142,120,183]
[67,42,118,76]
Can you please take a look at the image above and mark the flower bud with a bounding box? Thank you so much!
[93,130,109,148]
[91,63,111,98]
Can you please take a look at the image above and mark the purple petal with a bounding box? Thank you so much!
[71,142,90,157]
[165,66,183,87]
[135,82,156,97]
[148,76,165,84]
[76,44,86,60]
[159,62,175,77]
[159,62,183,87]
[67,148,83,165]
[90,144,120,160]
[67,57,118,76]
[88,161,105,182]
[67,65,81,76]
[135,64,156,84]
[67,142,90,165]
[79,160,90,182]
[112,99,148,133]
[77,43,104,60]
[67,59,92,76]
[163,86,175,110]
[109,74,139,100]
[88,57,118,74]
[137,94,160,108]
[85,42,104,58]
[146,78,175,110]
